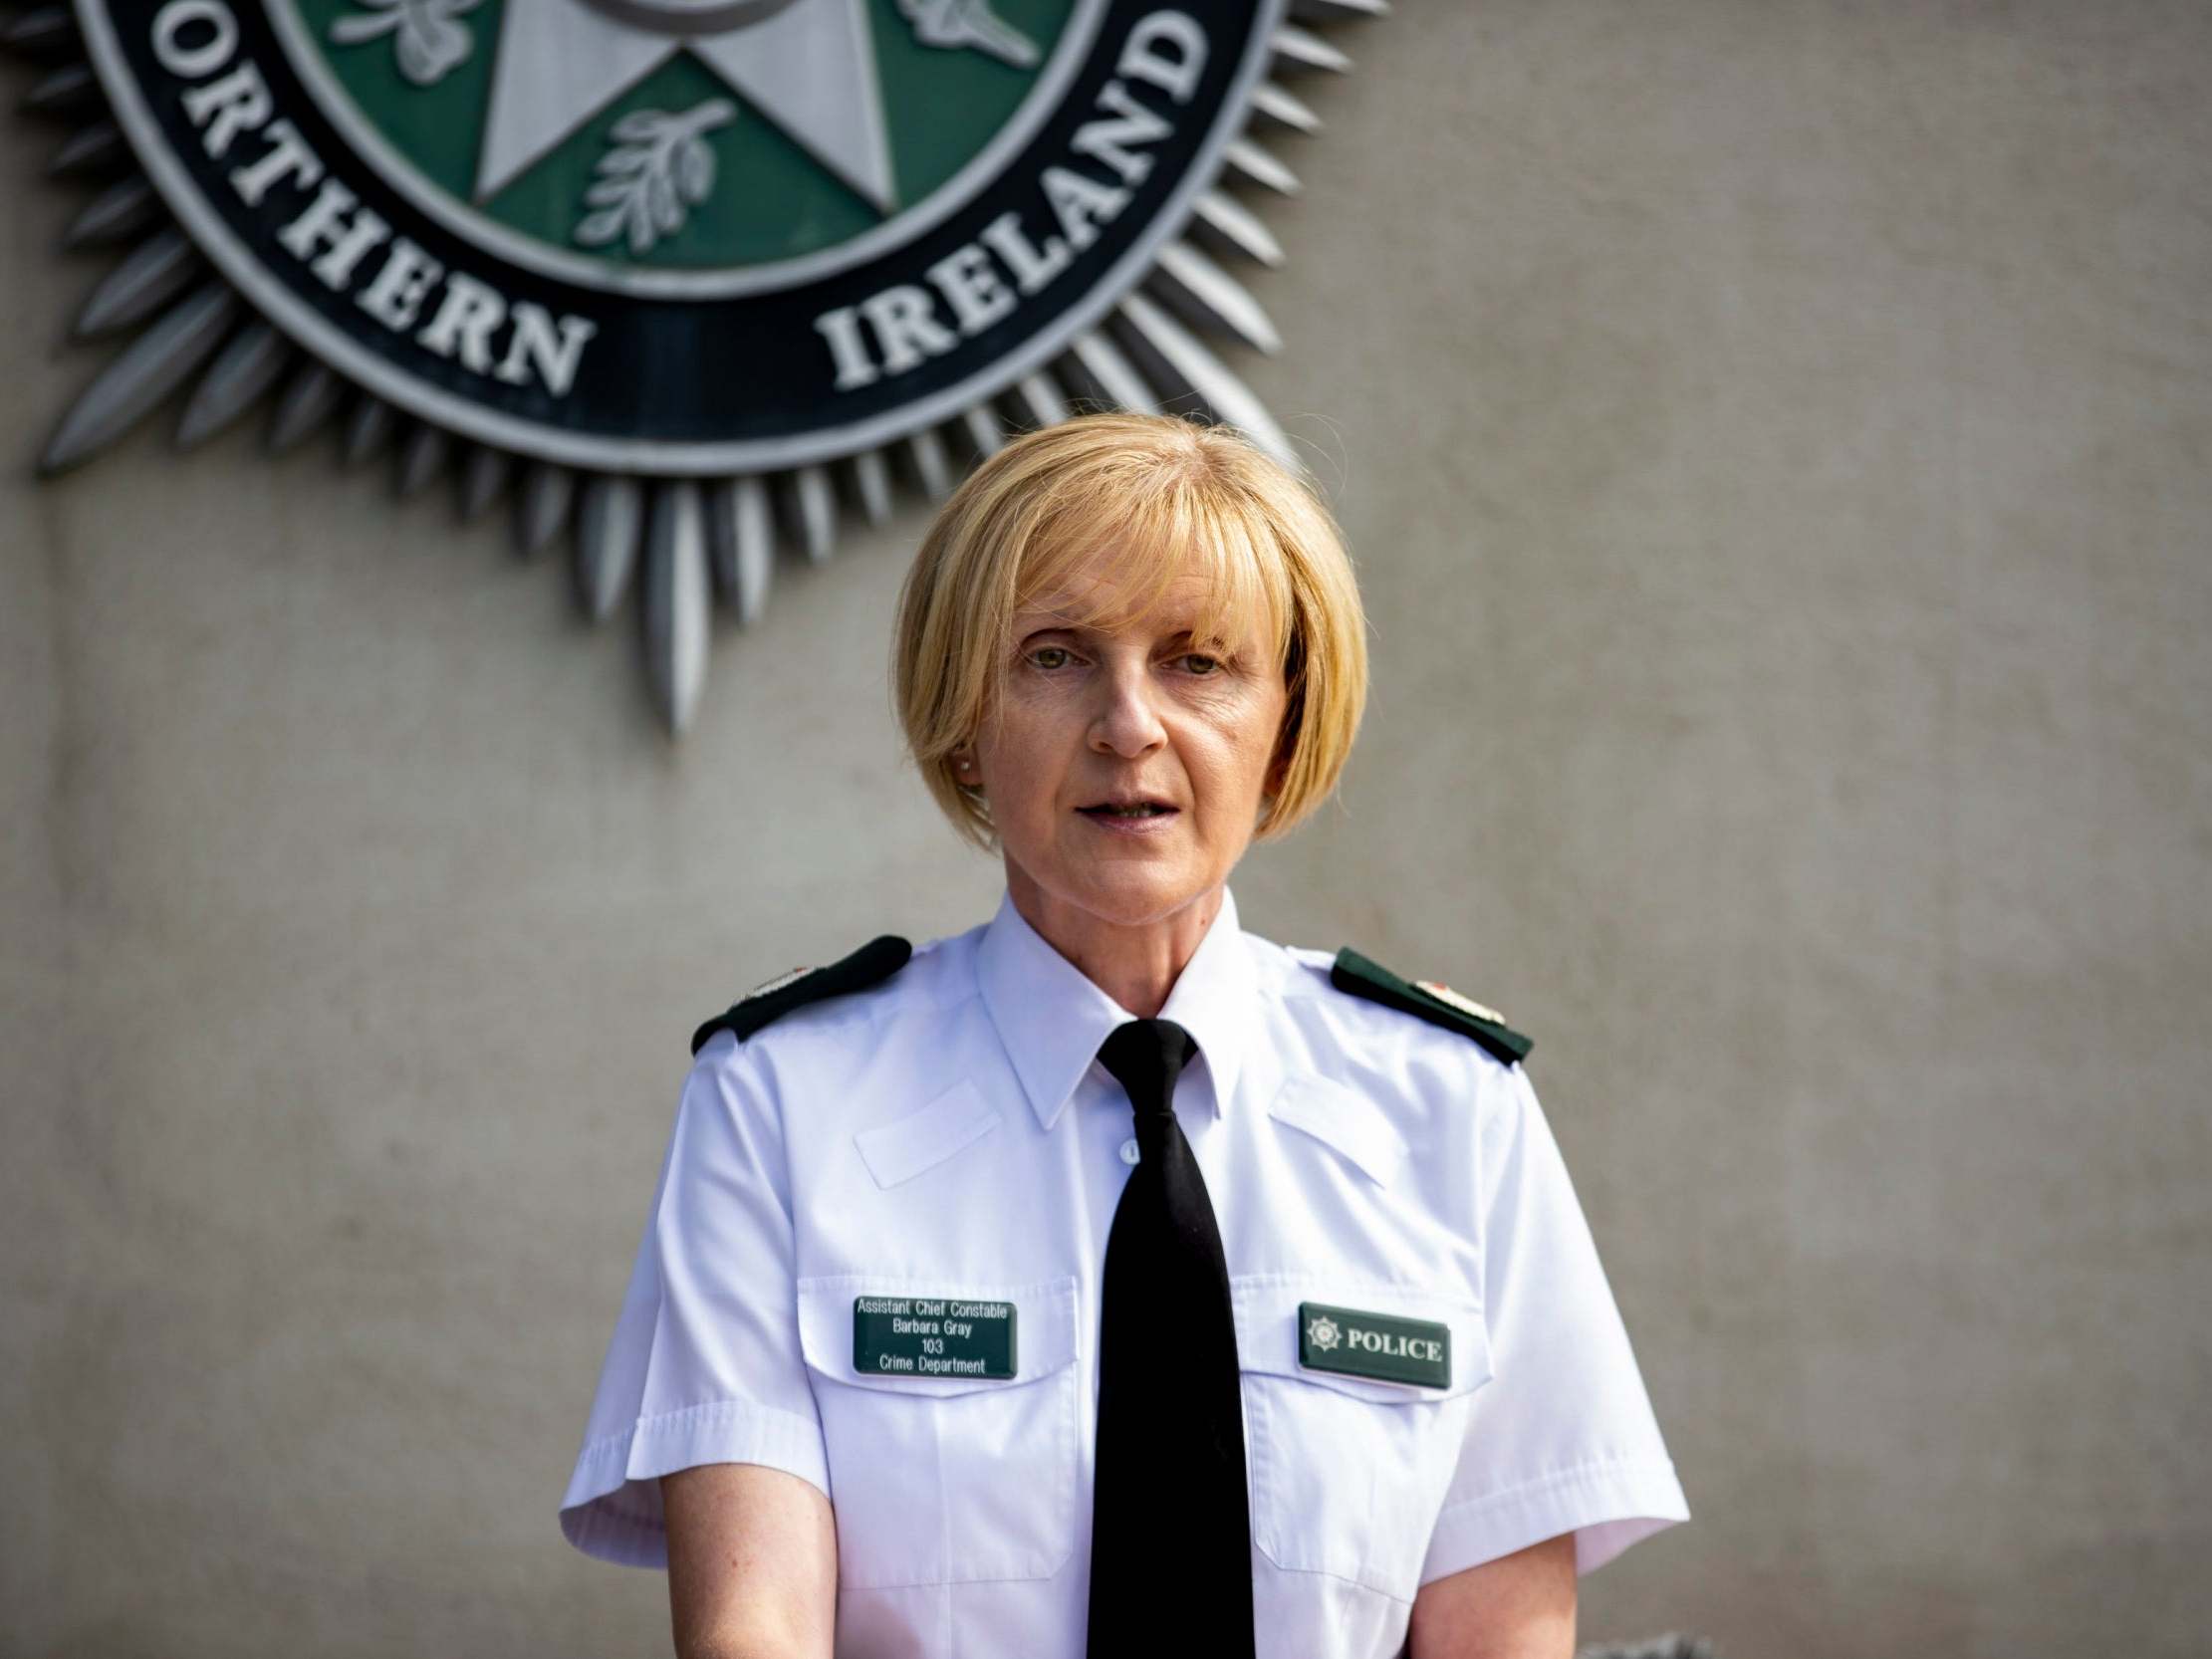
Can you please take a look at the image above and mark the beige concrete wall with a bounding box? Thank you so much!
[5,3,2208,1655]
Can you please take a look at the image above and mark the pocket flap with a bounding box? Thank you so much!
[1266,1075,1409,1188]
[852,1083,1002,1190]
[796,1273,1080,1396]
[1231,1276,1492,1402]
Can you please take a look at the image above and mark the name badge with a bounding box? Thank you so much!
[853,1296,1017,1378]
[1298,1301,1451,1388]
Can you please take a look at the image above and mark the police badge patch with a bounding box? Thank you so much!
[6,0,1379,734]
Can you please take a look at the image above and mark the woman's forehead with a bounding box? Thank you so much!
[1012,523,1279,639]
[1015,561,1209,622]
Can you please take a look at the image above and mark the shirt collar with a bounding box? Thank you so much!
[975,885,1257,1133]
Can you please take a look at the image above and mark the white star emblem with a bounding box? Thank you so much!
[474,0,898,214]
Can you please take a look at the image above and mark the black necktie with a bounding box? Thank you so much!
[1087,1018,1255,1657]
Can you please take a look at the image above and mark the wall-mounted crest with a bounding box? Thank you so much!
[6,0,1380,731]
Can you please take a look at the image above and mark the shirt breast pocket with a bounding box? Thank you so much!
[795,1273,1080,1590]
[1233,1276,1495,1604]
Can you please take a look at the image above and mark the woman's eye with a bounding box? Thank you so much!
[1029,646,1072,670]
[1179,653,1223,675]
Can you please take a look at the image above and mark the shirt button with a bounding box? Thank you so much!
[1119,1138,1140,1165]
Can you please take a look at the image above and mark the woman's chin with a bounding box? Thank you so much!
[1003,830,1225,935]
[1055,863,1217,931]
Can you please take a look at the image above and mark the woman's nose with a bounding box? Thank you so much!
[1090,662,1167,757]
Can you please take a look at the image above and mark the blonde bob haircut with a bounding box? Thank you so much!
[892,410,1367,851]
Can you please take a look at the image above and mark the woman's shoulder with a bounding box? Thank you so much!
[1240,926,1535,1076]
[685,922,988,1071]
[1240,931,1541,1206]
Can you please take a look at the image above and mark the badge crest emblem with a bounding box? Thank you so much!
[9,0,1381,733]
[1305,1311,1341,1350]
[1415,979,1507,1027]
[740,963,817,1001]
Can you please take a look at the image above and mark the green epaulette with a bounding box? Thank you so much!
[690,935,912,1056]
[1330,946,1534,1066]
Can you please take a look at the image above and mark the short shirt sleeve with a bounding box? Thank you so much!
[558,1030,829,1569]
[1420,1062,1690,1585]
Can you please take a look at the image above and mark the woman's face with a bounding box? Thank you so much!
[964,542,1290,934]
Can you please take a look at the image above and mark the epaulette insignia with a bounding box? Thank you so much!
[1329,946,1534,1066]
[690,935,912,1056]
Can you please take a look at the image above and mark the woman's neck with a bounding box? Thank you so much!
[1005,869,1223,1018]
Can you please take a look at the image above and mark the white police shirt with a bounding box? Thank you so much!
[560,886,1689,1658]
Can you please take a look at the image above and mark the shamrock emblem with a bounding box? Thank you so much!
[329,0,485,89]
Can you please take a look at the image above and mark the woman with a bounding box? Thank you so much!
[559,411,1689,1658]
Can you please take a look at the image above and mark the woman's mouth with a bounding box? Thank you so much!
[1077,800,1180,830]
